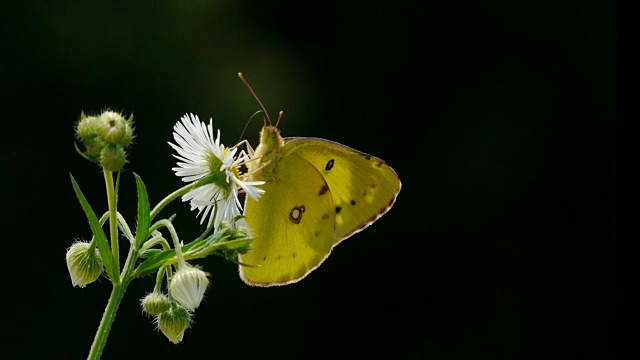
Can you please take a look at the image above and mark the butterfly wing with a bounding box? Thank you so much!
[240,137,401,286]
[240,152,337,286]
[283,137,401,242]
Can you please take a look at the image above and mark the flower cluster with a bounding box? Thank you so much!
[141,265,210,344]
[75,110,134,172]
[67,111,264,347]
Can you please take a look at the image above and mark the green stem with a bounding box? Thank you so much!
[150,174,220,222]
[88,240,139,359]
[87,170,132,359]
[158,219,187,268]
[153,266,167,293]
[150,181,196,222]
[104,170,120,272]
[87,282,127,360]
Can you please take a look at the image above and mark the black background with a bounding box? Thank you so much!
[2,1,616,359]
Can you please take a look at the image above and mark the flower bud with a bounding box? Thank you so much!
[169,265,210,311]
[141,292,172,315]
[231,219,252,239]
[100,145,127,172]
[75,113,104,162]
[97,110,130,145]
[76,113,99,141]
[66,241,103,288]
[157,303,191,344]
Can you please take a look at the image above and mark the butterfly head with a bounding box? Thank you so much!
[255,124,284,157]
[245,124,284,177]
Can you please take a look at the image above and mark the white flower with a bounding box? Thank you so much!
[169,113,264,229]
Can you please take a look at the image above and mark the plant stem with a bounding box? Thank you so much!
[149,172,222,222]
[88,242,139,359]
[88,170,133,359]
[104,170,120,272]
[87,282,127,360]
[150,181,197,221]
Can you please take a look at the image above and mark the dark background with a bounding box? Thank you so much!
[2,1,615,359]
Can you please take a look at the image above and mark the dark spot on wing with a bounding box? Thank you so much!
[321,213,330,220]
[289,205,306,224]
[362,154,371,160]
[350,199,356,205]
[374,160,383,168]
[335,205,343,214]
[325,159,335,171]
[263,255,266,260]
[314,230,320,237]
[318,183,329,196]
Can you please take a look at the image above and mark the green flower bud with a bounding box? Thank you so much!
[66,241,103,288]
[157,303,191,344]
[100,145,127,172]
[231,220,252,240]
[169,265,210,311]
[76,113,99,141]
[83,140,104,163]
[97,110,130,145]
[141,292,172,315]
[75,113,104,163]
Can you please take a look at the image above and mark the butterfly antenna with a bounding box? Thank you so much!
[275,110,284,129]
[238,72,272,126]
[237,110,264,144]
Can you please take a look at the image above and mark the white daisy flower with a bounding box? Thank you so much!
[169,113,265,229]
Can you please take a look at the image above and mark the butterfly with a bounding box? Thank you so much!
[237,73,401,286]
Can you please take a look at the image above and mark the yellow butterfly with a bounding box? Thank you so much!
[238,73,401,286]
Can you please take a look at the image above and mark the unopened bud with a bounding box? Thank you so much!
[157,303,191,344]
[141,292,172,315]
[66,241,103,288]
[100,145,126,172]
[97,111,130,145]
[169,265,210,311]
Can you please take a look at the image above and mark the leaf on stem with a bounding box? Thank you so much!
[70,173,118,282]
[133,173,151,249]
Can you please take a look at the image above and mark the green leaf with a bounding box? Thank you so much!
[139,248,163,259]
[132,222,255,278]
[132,229,228,278]
[69,173,118,282]
[133,249,178,278]
[133,173,151,249]
[73,142,92,161]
